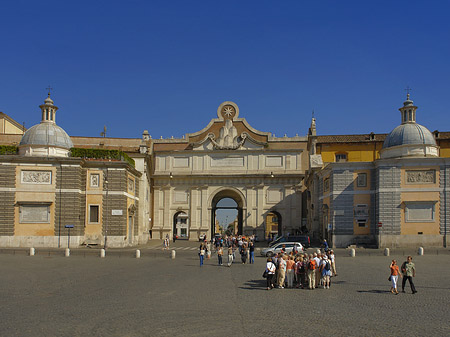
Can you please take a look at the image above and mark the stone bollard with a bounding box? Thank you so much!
[418,247,424,256]
[30,247,35,256]
[384,248,390,256]
[136,249,141,258]
[100,249,106,258]
[171,250,176,259]
[349,248,356,257]
[65,248,70,257]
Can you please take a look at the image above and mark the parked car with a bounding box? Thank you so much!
[260,242,304,257]
[269,235,310,248]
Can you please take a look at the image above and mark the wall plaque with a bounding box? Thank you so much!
[20,205,50,223]
[174,157,189,168]
[21,171,52,184]
[265,156,283,167]
[406,170,435,184]
[211,156,244,167]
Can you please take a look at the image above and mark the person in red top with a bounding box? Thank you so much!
[389,259,401,294]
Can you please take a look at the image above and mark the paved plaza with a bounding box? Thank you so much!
[0,242,449,337]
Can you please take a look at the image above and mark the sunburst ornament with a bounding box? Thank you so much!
[222,105,235,118]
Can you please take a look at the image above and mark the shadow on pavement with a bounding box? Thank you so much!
[357,289,391,294]
[239,279,267,290]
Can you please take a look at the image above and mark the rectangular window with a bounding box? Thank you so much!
[89,205,100,223]
[405,202,435,222]
[357,173,367,187]
[19,205,50,223]
[335,154,347,162]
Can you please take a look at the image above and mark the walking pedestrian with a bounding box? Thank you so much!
[217,245,223,266]
[389,259,401,294]
[249,242,255,264]
[227,246,233,266]
[199,243,206,266]
[401,256,417,294]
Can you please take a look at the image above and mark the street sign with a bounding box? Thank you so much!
[65,225,74,228]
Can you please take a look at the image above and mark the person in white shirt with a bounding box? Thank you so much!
[329,250,337,276]
[265,257,276,290]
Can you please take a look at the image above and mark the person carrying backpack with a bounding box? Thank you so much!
[321,255,332,289]
[307,254,316,290]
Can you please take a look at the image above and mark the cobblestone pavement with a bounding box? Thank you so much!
[0,245,449,337]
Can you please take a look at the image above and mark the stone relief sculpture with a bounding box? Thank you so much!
[21,171,52,184]
[406,170,435,184]
[208,118,247,150]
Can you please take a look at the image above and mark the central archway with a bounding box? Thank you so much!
[210,188,246,237]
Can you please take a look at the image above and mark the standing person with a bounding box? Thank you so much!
[389,259,401,294]
[217,245,223,266]
[265,257,276,290]
[329,250,338,276]
[227,246,234,267]
[277,255,287,288]
[314,253,321,288]
[321,255,332,289]
[323,239,329,252]
[307,254,316,290]
[401,256,417,294]
[249,242,255,264]
[240,244,247,264]
[286,256,295,288]
[199,243,206,267]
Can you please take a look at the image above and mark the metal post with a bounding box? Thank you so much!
[104,169,109,249]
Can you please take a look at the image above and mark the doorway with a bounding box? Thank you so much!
[173,211,189,239]
[265,211,282,240]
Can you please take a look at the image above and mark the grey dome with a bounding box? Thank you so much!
[20,122,73,149]
[383,123,436,149]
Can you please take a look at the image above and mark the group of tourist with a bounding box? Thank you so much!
[264,250,337,290]
[388,255,417,294]
[199,235,257,267]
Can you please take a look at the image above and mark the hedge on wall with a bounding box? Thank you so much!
[70,148,135,167]
[0,145,18,155]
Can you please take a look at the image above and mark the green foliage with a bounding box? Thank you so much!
[70,148,135,167]
[0,145,18,155]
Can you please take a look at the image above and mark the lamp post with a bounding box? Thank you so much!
[104,172,109,249]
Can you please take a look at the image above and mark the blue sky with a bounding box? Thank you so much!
[1,1,449,139]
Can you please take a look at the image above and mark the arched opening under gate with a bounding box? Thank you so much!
[211,189,244,237]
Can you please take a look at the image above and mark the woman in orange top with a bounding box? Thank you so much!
[389,259,401,294]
